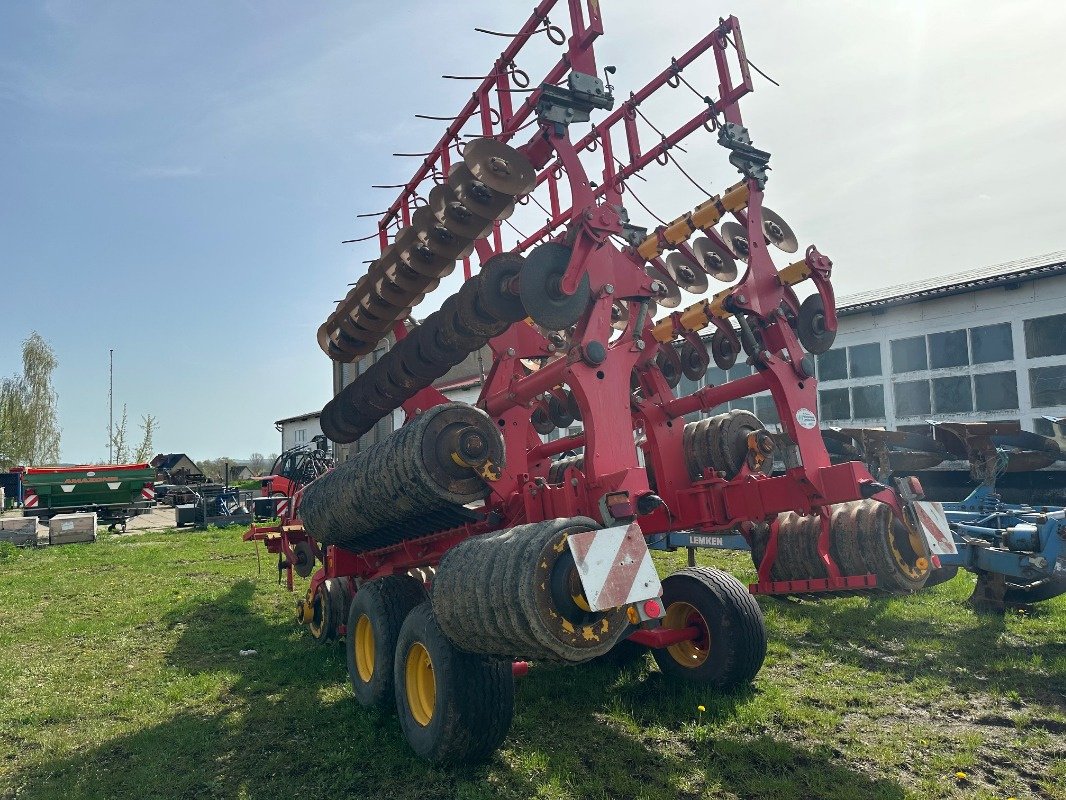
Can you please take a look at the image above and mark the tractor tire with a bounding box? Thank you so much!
[346,575,427,708]
[652,567,766,690]
[394,603,515,763]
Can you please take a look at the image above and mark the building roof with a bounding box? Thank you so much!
[151,453,203,472]
[836,251,1066,316]
[274,411,321,426]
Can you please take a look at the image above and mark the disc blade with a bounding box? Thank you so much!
[463,137,537,197]
[761,206,799,253]
[449,163,516,221]
[691,237,739,282]
[411,206,470,260]
[664,251,709,294]
[720,221,751,262]
[646,262,682,308]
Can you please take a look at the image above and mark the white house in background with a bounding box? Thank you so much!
[275,411,324,453]
[675,250,1066,440]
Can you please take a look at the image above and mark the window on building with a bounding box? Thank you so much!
[892,336,927,373]
[1033,418,1058,437]
[728,363,752,382]
[848,343,882,378]
[294,428,307,443]
[819,388,850,421]
[974,371,1018,411]
[677,377,702,421]
[705,365,728,386]
[817,349,847,381]
[970,323,1013,364]
[729,397,755,413]
[1029,365,1066,407]
[755,395,779,425]
[928,330,968,369]
[851,385,886,419]
[1024,313,1066,359]
[679,374,701,399]
[895,380,931,417]
[932,375,973,413]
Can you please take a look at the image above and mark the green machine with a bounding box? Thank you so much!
[18,463,156,530]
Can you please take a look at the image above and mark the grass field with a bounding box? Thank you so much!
[0,528,1063,800]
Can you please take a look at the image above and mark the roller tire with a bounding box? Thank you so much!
[652,567,766,690]
[828,503,870,578]
[346,575,427,708]
[394,603,515,763]
[855,500,931,593]
[517,519,629,662]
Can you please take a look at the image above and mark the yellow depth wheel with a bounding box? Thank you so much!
[663,600,711,668]
[652,568,766,689]
[355,614,375,683]
[405,642,436,726]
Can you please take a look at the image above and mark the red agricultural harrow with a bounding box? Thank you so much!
[247,1,938,762]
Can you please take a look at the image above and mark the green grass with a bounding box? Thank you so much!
[0,529,1063,800]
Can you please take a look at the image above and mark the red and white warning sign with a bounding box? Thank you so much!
[276,497,291,519]
[912,500,957,566]
[567,522,662,612]
[24,491,38,509]
[141,485,156,501]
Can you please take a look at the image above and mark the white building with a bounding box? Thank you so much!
[811,251,1066,436]
[671,252,1066,438]
[274,411,324,453]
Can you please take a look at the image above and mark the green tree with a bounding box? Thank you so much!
[134,414,157,463]
[0,332,61,467]
[109,406,158,464]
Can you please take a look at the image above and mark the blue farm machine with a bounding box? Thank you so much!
[245,2,1061,762]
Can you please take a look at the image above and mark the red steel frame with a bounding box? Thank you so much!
[248,1,905,618]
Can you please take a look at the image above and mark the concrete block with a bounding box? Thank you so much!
[48,512,98,545]
[0,515,42,547]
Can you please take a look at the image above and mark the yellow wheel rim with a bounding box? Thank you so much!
[663,601,710,668]
[354,614,374,683]
[308,593,325,638]
[405,642,436,726]
[889,519,928,580]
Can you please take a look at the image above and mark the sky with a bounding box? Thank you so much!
[2,1,1065,464]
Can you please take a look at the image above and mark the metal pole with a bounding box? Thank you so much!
[109,349,114,464]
